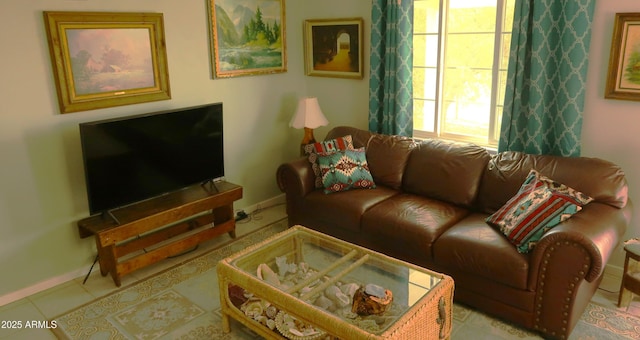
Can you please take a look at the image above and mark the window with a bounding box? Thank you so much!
[413,0,515,148]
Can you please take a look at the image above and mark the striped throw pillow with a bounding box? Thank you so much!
[486,170,593,253]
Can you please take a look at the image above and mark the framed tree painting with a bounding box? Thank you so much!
[209,0,286,78]
[303,18,364,79]
[43,12,171,113]
[605,12,640,101]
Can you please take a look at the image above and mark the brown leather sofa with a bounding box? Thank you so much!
[276,126,632,339]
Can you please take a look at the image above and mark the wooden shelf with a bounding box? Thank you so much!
[78,181,242,286]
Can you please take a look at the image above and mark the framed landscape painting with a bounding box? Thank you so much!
[209,0,286,78]
[43,12,171,113]
[303,18,364,79]
[605,12,640,101]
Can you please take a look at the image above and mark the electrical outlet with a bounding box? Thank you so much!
[235,210,248,221]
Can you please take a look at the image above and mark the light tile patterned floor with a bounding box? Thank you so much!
[0,203,638,339]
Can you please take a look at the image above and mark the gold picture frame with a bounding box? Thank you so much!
[303,18,364,79]
[43,12,171,113]
[605,12,640,101]
[209,0,286,78]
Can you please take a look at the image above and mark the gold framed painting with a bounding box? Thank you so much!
[605,12,640,101]
[43,12,171,114]
[303,18,364,79]
[209,0,286,78]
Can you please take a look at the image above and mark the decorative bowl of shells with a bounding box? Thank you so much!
[275,311,327,340]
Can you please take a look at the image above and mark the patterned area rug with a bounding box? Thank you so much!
[51,219,640,339]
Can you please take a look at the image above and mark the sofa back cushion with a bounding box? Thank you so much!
[325,126,373,149]
[403,139,491,207]
[477,151,629,213]
[366,134,417,190]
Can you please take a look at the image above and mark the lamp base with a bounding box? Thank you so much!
[299,127,317,156]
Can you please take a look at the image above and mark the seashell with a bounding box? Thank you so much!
[289,328,305,336]
[314,295,335,310]
[341,283,360,299]
[257,263,281,286]
[265,305,278,319]
[266,319,276,330]
[255,315,267,324]
[325,285,350,307]
[299,262,309,273]
[241,301,264,319]
[275,256,297,276]
[324,285,340,298]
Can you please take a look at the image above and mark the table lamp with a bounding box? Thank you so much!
[290,97,328,155]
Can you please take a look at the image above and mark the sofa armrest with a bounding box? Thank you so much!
[530,202,630,285]
[276,156,315,199]
[527,201,631,338]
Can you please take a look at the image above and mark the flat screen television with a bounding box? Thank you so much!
[79,103,224,216]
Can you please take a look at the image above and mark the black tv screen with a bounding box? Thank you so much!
[79,103,224,215]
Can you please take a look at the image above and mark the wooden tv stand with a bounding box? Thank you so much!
[77,181,242,286]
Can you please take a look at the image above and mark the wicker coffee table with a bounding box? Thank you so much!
[217,225,453,339]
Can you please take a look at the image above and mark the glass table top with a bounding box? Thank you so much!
[230,226,442,334]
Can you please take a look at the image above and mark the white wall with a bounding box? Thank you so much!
[582,1,640,269]
[0,0,371,303]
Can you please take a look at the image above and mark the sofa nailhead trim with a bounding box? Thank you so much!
[534,241,590,339]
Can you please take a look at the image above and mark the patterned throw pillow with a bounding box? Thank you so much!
[304,135,354,188]
[486,170,593,253]
[317,148,376,194]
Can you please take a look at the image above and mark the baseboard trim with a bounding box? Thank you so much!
[0,268,87,307]
[0,194,286,308]
[235,194,285,216]
[604,262,623,280]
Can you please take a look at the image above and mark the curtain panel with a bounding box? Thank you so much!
[368,0,414,136]
[499,0,595,156]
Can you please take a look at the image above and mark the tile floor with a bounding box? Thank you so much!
[0,203,638,339]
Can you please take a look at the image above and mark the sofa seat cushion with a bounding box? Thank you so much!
[434,213,530,290]
[361,193,470,264]
[300,186,399,233]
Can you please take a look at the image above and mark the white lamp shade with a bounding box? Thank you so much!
[289,97,329,129]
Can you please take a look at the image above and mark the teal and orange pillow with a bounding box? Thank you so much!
[304,135,354,189]
[486,170,593,253]
[317,148,376,194]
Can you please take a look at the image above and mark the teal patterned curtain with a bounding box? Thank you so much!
[368,0,413,136]
[499,0,595,156]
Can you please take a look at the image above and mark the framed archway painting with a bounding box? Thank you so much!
[605,12,640,101]
[43,12,171,113]
[303,18,364,79]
